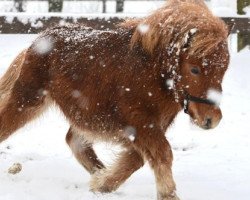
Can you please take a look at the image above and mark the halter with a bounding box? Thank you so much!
[183,91,216,114]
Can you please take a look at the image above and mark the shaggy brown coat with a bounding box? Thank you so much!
[0,1,230,200]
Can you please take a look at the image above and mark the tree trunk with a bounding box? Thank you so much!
[48,0,63,12]
[238,32,250,51]
[102,0,107,13]
[237,0,250,15]
[116,0,124,13]
[14,0,24,12]
[237,0,250,51]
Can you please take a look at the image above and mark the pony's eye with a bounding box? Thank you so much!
[191,67,200,75]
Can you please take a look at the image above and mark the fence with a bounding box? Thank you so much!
[0,0,219,13]
[0,0,249,51]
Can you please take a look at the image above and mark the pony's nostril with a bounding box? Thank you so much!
[205,118,212,129]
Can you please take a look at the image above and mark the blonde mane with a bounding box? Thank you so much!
[121,0,228,57]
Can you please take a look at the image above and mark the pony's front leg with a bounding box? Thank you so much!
[134,127,180,200]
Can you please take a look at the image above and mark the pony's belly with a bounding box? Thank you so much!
[72,125,128,145]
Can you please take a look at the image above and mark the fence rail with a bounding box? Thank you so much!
[0,0,249,51]
[0,14,249,33]
[0,0,229,13]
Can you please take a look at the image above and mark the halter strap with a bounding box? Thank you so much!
[183,92,216,114]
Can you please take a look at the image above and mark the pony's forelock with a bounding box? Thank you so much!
[120,1,228,57]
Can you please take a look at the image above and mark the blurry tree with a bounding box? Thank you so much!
[14,0,24,12]
[238,32,250,51]
[102,0,107,13]
[48,0,63,12]
[237,0,250,15]
[237,0,250,51]
[116,0,124,13]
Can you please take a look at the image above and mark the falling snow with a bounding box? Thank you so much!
[207,89,222,106]
[149,124,154,129]
[166,79,174,89]
[0,3,250,197]
[38,89,48,97]
[33,36,54,55]
[72,90,81,98]
[124,126,137,142]
[137,23,150,34]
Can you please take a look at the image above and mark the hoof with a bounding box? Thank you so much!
[89,169,118,193]
[157,191,181,200]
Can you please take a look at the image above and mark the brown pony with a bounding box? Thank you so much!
[0,0,230,199]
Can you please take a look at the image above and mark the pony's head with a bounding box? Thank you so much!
[177,41,229,129]
[122,0,231,130]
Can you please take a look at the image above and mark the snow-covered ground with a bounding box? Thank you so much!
[0,33,250,200]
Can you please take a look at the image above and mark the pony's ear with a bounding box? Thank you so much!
[227,22,235,36]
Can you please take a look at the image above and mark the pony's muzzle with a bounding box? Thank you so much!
[200,110,222,130]
[188,102,222,130]
[204,117,212,129]
[202,116,221,130]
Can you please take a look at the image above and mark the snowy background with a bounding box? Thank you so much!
[0,1,250,200]
[0,0,249,16]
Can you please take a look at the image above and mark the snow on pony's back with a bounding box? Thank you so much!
[33,24,119,52]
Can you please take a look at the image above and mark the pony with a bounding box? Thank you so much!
[0,0,231,199]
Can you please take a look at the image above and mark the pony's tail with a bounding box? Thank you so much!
[0,49,49,143]
[0,49,26,101]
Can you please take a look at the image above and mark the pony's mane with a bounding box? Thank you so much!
[121,0,228,57]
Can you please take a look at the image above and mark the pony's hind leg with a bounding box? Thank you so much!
[66,127,105,174]
[89,147,144,193]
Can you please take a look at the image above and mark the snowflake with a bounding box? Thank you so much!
[166,79,174,89]
[137,23,150,34]
[33,36,54,55]
[124,126,137,142]
[72,90,81,98]
[207,89,222,106]
[148,92,153,96]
